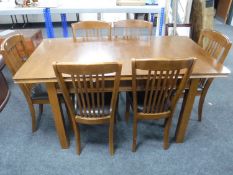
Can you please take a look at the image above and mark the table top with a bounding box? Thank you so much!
[13,36,230,84]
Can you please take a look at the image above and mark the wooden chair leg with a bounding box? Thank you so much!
[64,103,74,131]
[109,120,114,155]
[163,117,172,150]
[28,104,37,132]
[114,95,119,124]
[125,93,130,122]
[39,104,43,116]
[74,123,81,155]
[132,117,138,152]
[74,124,81,155]
[198,79,213,121]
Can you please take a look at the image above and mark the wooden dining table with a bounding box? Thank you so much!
[13,36,230,149]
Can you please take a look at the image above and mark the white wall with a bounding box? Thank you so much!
[0,0,162,24]
[0,0,130,24]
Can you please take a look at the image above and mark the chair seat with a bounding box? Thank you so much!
[31,84,48,101]
[76,92,112,117]
[0,55,5,71]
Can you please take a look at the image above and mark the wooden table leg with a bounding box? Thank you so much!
[175,79,199,143]
[46,82,70,149]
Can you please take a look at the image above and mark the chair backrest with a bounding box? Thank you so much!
[0,34,32,97]
[53,62,122,118]
[0,71,10,112]
[0,34,29,75]
[132,58,195,114]
[71,21,112,42]
[165,23,193,38]
[198,29,232,64]
[113,20,153,39]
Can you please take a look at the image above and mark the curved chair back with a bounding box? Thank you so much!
[53,62,121,120]
[196,30,232,122]
[132,58,196,115]
[113,19,153,39]
[198,29,232,64]
[0,34,31,95]
[0,34,29,75]
[71,21,112,42]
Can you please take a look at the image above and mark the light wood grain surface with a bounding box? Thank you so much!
[12,36,231,148]
[13,36,230,84]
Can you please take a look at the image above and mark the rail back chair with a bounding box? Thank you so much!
[128,58,195,152]
[0,34,49,132]
[113,19,153,39]
[0,72,10,112]
[53,62,122,155]
[197,29,232,121]
[0,60,10,111]
[165,23,193,38]
[71,21,112,42]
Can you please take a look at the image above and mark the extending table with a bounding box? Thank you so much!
[13,36,230,149]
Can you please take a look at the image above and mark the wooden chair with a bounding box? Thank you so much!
[197,29,232,121]
[113,19,153,39]
[165,23,193,38]
[127,58,195,151]
[53,62,122,155]
[0,54,5,70]
[71,21,112,42]
[0,53,10,111]
[0,34,49,132]
[0,62,10,112]
[114,19,153,121]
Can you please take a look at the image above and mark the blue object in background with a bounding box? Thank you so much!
[43,8,55,38]
[43,8,50,38]
[150,13,154,23]
[146,0,158,25]
[159,7,165,36]
[61,13,68,38]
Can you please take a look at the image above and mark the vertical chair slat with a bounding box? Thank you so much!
[143,70,151,113]
[83,74,91,116]
[96,74,101,116]
[101,73,105,115]
[213,44,223,59]
[71,74,83,116]
[155,70,165,113]
[151,71,162,113]
[166,70,176,100]
[77,74,87,117]
[89,74,96,117]
[148,71,157,113]
[159,70,170,112]
[206,39,214,54]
